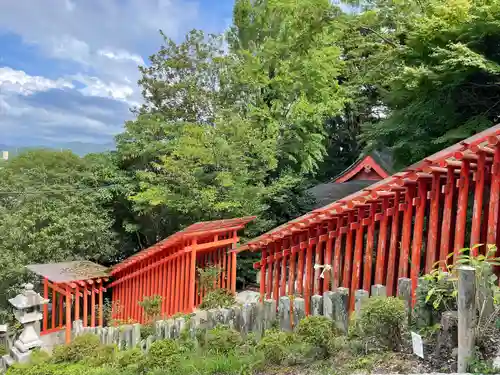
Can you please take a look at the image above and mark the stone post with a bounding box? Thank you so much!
[333,288,349,334]
[311,295,323,316]
[371,284,387,297]
[354,290,369,316]
[3,283,48,366]
[457,266,476,373]
[292,297,306,330]
[397,277,412,324]
[263,299,277,330]
[323,291,335,320]
[278,296,291,331]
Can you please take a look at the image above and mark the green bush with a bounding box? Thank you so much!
[204,325,243,354]
[199,289,236,309]
[52,334,102,363]
[359,297,406,350]
[115,347,146,372]
[146,339,185,369]
[140,322,155,340]
[256,329,314,365]
[296,316,337,356]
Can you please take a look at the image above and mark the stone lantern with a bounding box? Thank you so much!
[6,283,48,364]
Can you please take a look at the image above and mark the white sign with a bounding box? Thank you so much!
[411,331,424,359]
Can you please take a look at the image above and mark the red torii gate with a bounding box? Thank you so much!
[236,124,500,315]
[27,261,109,343]
[109,217,255,323]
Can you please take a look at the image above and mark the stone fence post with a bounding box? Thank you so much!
[457,266,476,373]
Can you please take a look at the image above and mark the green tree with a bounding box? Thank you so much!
[229,0,348,174]
[0,150,119,307]
[354,0,500,168]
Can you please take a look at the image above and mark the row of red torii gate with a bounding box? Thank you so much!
[27,123,500,343]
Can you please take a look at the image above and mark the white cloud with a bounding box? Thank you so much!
[98,49,144,65]
[0,67,74,95]
[72,74,136,103]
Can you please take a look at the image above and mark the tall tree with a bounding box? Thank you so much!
[0,150,119,306]
[355,0,500,168]
[229,0,349,174]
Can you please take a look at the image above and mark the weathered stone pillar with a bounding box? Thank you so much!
[240,303,255,337]
[354,289,369,316]
[457,266,476,373]
[292,297,306,329]
[323,291,335,320]
[333,287,349,334]
[263,299,277,331]
[370,284,387,297]
[397,277,412,323]
[278,296,291,331]
[311,295,323,316]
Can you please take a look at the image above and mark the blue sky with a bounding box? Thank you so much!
[0,0,234,147]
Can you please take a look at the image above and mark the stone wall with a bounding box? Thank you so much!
[73,280,412,354]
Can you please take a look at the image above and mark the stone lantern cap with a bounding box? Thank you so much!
[9,284,49,310]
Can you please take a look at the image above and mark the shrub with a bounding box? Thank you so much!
[256,329,314,365]
[199,288,236,309]
[115,347,146,372]
[52,333,101,363]
[204,325,243,354]
[140,322,155,340]
[146,339,185,369]
[296,316,337,356]
[359,297,406,350]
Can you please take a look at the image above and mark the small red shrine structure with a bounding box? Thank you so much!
[109,217,255,323]
[333,152,391,183]
[27,261,109,343]
[237,124,500,315]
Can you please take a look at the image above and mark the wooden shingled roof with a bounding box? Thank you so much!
[27,261,109,283]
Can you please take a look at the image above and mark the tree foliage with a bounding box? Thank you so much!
[3,0,500,306]
[0,150,119,306]
[355,0,500,168]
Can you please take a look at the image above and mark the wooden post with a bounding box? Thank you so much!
[471,152,486,252]
[457,266,476,373]
[411,179,427,304]
[288,245,297,296]
[259,248,267,301]
[98,285,104,326]
[43,278,48,332]
[82,285,88,327]
[363,202,377,291]
[231,251,237,293]
[454,160,471,261]
[305,235,314,314]
[324,220,335,291]
[266,246,274,299]
[91,284,96,327]
[333,220,343,289]
[487,146,500,247]
[351,207,365,309]
[386,191,401,296]
[297,235,306,295]
[188,239,198,312]
[65,286,71,343]
[342,212,355,290]
[273,249,281,300]
[280,248,288,297]
[399,184,416,278]
[375,197,389,285]
[440,167,455,267]
[426,172,441,271]
[314,232,323,295]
